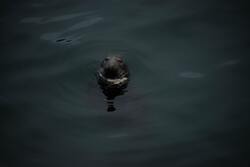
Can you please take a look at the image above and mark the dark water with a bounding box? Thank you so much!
[1,0,250,166]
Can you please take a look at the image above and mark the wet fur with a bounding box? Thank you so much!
[97,56,129,90]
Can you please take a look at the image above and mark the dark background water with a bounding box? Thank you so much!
[1,0,250,166]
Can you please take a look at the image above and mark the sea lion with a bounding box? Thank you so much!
[97,55,129,112]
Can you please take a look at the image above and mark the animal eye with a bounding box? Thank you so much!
[105,57,110,61]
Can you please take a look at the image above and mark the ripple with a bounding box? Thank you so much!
[20,11,96,24]
[179,72,204,78]
[47,12,96,23]
[107,133,129,138]
[66,17,103,32]
[217,59,240,68]
[30,3,45,7]
[39,16,103,45]
[40,33,84,46]
[20,17,43,24]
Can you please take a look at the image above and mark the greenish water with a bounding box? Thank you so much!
[1,0,250,166]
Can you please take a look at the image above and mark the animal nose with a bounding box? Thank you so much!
[104,68,119,79]
[117,59,123,63]
[105,57,110,61]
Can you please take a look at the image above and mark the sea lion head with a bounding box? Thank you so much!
[97,55,129,89]
[100,56,127,78]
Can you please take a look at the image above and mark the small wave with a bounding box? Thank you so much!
[20,11,96,24]
[179,72,204,78]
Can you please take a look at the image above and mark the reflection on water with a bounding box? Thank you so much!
[0,0,250,167]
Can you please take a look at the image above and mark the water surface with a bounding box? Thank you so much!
[1,0,250,166]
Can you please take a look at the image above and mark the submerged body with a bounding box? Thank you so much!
[97,56,129,111]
